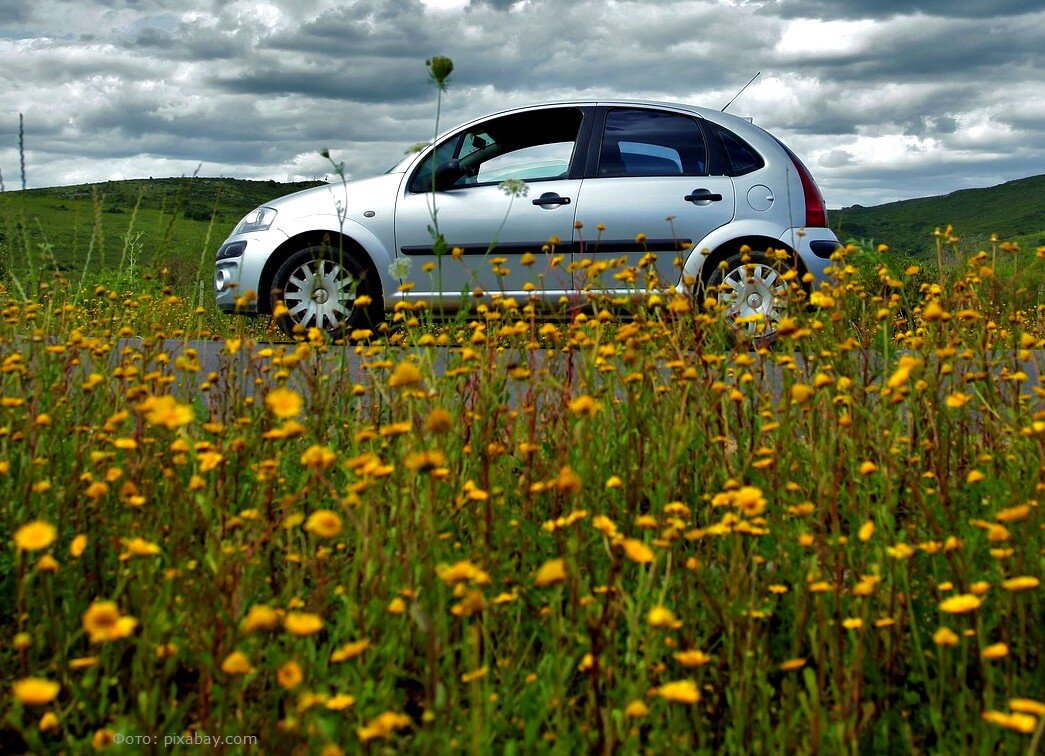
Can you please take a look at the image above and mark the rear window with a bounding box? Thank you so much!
[705,121,764,176]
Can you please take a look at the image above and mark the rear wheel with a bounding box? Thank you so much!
[705,251,790,343]
[270,246,379,338]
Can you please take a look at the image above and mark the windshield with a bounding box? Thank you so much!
[385,151,423,174]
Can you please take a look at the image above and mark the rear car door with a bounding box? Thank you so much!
[572,107,735,290]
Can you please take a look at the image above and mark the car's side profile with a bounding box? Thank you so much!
[214,100,841,337]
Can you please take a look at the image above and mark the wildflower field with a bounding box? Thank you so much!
[0,207,1042,755]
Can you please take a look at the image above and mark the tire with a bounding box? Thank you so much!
[704,250,791,344]
[270,246,381,338]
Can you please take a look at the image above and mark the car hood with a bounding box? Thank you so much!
[263,173,404,220]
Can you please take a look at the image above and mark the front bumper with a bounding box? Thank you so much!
[213,229,288,314]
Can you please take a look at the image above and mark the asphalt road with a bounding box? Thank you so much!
[117,340,1044,409]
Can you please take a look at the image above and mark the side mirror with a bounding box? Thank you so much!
[432,159,464,191]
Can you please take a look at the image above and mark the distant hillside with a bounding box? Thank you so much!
[21,177,325,224]
[832,174,1045,256]
[0,177,325,281]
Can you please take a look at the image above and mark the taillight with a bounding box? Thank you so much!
[780,144,828,228]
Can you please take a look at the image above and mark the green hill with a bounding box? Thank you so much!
[0,177,323,284]
[832,174,1045,256]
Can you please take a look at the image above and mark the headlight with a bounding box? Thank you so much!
[233,206,278,235]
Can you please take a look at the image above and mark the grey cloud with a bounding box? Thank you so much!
[1,0,1043,206]
[766,0,1043,19]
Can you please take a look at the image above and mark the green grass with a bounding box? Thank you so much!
[0,237,1041,753]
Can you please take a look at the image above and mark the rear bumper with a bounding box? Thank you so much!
[788,227,841,285]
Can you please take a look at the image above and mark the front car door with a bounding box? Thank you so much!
[572,106,736,292]
[394,106,593,307]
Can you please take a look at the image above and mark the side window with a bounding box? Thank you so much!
[598,109,707,177]
[410,108,584,192]
[705,121,764,176]
[477,142,574,182]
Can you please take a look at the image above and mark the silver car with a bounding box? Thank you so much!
[214,100,841,337]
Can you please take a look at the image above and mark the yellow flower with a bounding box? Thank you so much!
[265,386,303,419]
[198,451,224,472]
[932,627,959,647]
[38,711,59,731]
[12,678,60,706]
[284,612,323,636]
[887,542,916,560]
[981,643,1008,660]
[981,711,1037,734]
[842,617,863,630]
[922,300,948,322]
[647,605,682,630]
[1001,576,1039,592]
[886,356,922,389]
[82,601,137,643]
[657,680,700,704]
[970,581,990,595]
[388,360,423,388]
[438,560,490,586]
[14,521,56,552]
[461,666,488,683]
[859,461,879,476]
[568,394,602,417]
[790,383,814,404]
[734,486,766,517]
[535,558,567,587]
[1009,699,1045,717]
[325,694,356,711]
[424,408,453,433]
[858,521,875,542]
[966,470,984,484]
[624,700,649,718]
[621,539,654,564]
[780,658,806,671]
[939,594,982,614]
[277,660,303,689]
[387,597,407,615]
[673,649,713,667]
[221,650,254,675]
[241,605,279,633]
[138,394,194,429]
[357,711,411,743]
[945,392,972,409]
[70,534,87,558]
[92,728,116,750]
[304,510,343,539]
[331,639,370,663]
[122,537,161,558]
[300,445,336,470]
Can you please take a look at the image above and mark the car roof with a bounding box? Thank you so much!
[433,99,757,143]
[462,99,719,120]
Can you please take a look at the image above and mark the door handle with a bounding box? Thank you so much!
[533,193,571,206]
[684,189,723,202]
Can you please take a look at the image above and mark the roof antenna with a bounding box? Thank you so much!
[721,72,761,112]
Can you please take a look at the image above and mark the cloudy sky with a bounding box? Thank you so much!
[1,0,1043,207]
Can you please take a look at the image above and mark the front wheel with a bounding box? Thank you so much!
[270,246,379,338]
[704,251,791,343]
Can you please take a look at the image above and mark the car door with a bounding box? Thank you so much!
[394,106,593,305]
[572,107,735,291]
